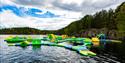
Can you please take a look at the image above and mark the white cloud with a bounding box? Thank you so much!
[0,8,79,30]
[0,0,125,30]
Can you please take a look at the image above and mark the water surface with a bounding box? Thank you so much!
[0,35,121,63]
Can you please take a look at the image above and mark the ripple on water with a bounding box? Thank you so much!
[0,45,87,63]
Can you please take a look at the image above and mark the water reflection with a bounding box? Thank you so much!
[32,45,41,51]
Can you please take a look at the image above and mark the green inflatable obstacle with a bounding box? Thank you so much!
[5,36,26,43]
[5,35,97,56]
[83,38,93,48]
[57,42,67,47]
[20,41,30,46]
[56,36,63,40]
[41,41,57,46]
[26,36,33,42]
[32,39,41,46]
[65,38,84,43]
[72,46,96,56]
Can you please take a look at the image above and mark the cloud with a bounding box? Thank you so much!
[0,0,125,30]
[52,0,125,13]
[9,0,125,15]
[0,6,77,30]
[11,0,55,8]
[12,0,45,6]
[10,0,125,12]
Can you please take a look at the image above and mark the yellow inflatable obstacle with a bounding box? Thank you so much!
[48,34,56,42]
[48,34,68,42]
[79,50,96,56]
[92,37,100,46]
[61,35,68,39]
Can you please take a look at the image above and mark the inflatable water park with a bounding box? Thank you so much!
[4,34,122,56]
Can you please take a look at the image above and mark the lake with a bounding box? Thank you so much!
[0,35,122,63]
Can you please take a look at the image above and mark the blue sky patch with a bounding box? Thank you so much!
[0,5,60,18]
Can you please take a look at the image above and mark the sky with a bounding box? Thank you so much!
[0,0,125,30]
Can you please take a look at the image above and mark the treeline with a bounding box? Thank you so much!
[58,2,125,39]
[0,27,57,34]
[59,9,116,34]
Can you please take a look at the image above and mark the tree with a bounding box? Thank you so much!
[115,2,125,32]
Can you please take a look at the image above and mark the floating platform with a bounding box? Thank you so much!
[5,34,122,56]
[7,40,96,56]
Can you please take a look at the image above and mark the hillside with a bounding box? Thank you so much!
[0,27,57,34]
[58,2,125,39]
